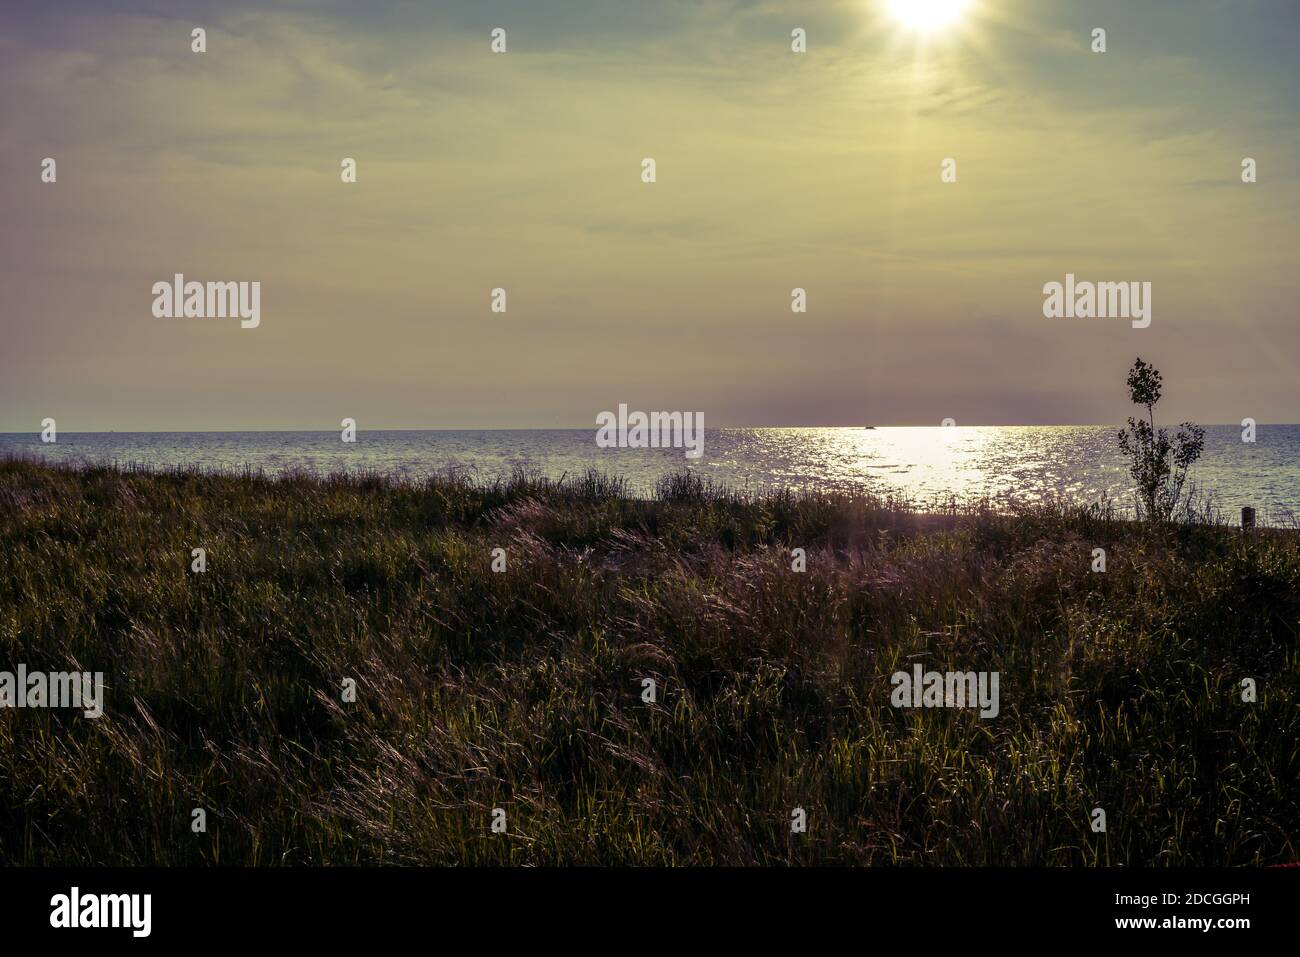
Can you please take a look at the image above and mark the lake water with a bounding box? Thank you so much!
[3,426,1297,525]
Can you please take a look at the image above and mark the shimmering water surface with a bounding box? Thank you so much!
[3,427,1297,525]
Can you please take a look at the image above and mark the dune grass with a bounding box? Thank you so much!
[0,457,1296,865]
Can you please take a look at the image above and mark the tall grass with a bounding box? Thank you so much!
[0,458,1296,865]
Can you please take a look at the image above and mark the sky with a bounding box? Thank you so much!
[2,0,1298,430]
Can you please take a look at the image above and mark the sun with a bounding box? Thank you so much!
[887,0,971,32]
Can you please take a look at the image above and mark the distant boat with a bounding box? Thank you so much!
[863,426,876,430]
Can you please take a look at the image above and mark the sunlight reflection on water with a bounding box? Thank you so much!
[3,426,1296,525]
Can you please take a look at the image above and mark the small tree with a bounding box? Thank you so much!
[1116,358,1205,522]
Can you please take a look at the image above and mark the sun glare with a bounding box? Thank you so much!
[887,0,970,32]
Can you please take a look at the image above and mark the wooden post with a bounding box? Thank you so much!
[1241,506,1256,530]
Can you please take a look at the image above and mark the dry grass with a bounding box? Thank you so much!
[0,458,1296,865]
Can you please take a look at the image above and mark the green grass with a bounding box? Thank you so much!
[0,457,1296,865]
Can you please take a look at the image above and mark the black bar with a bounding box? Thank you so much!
[0,866,1289,943]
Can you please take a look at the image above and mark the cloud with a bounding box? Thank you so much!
[1,0,1298,428]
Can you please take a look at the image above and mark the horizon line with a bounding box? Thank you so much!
[0,423,1281,435]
